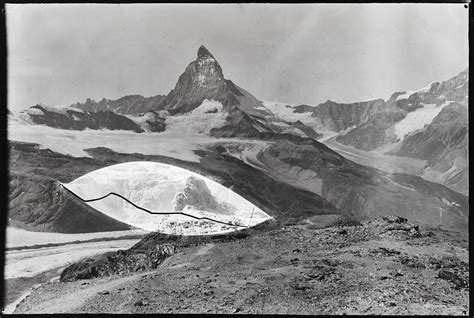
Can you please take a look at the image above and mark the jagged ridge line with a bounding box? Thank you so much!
[60,184,248,228]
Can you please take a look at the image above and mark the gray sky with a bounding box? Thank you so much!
[7,3,469,111]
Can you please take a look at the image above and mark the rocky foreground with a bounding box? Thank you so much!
[13,216,469,315]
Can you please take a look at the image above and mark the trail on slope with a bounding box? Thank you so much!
[22,273,145,314]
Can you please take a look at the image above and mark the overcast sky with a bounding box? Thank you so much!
[7,3,469,111]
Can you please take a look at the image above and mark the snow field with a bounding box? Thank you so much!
[164,99,227,135]
[394,102,450,140]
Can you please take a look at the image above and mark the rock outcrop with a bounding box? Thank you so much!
[72,94,165,116]
[25,105,144,132]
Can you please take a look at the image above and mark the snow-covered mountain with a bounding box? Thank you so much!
[7,46,469,234]
[394,102,468,195]
[14,45,321,140]
[336,69,468,151]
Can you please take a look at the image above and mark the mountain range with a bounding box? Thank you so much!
[8,45,469,233]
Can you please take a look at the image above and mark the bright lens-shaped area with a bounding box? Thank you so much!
[62,161,272,235]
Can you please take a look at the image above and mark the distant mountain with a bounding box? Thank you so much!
[311,98,389,132]
[72,95,165,115]
[25,104,145,133]
[17,46,322,141]
[334,110,404,151]
[152,46,268,117]
[336,69,468,151]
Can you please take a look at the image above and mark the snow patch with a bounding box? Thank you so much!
[261,100,319,130]
[27,108,45,116]
[395,82,433,101]
[165,100,226,135]
[6,226,148,249]
[8,119,272,162]
[191,99,223,115]
[125,111,158,125]
[198,74,206,83]
[393,101,450,140]
[68,107,85,113]
[8,121,210,161]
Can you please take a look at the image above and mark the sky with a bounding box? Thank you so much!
[6,3,469,111]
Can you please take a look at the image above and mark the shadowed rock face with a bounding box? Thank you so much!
[71,94,166,116]
[335,111,404,151]
[312,99,389,132]
[26,105,144,133]
[8,142,132,233]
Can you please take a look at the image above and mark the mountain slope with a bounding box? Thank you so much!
[8,142,133,233]
[240,139,468,229]
[336,69,468,151]
[24,105,144,133]
[312,98,389,132]
[394,103,468,195]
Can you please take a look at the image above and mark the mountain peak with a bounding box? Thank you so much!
[197,45,215,59]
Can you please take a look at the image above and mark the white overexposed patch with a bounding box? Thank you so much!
[6,226,148,249]
[62,161,272,235]
[393,102,449,141]
[165,100,227,135]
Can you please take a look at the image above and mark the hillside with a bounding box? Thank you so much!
[13,216,468,315]
[394,103,468,195]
